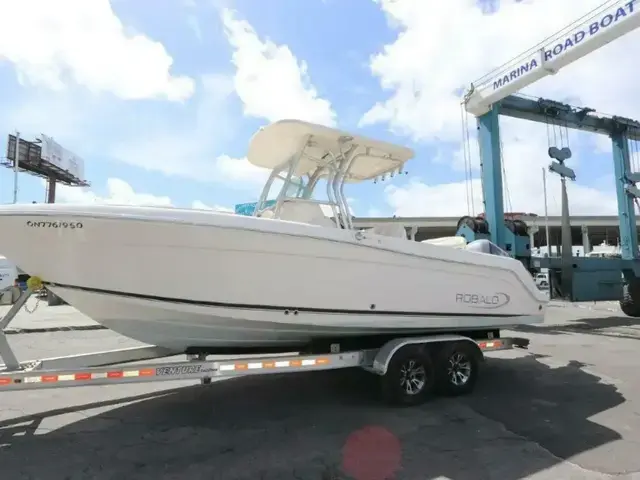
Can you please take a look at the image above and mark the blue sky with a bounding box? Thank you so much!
[0,0,637,217]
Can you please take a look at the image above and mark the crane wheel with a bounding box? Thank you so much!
[456,216,478,232]
[620,281,640,317]
[511,219,529,236]
[475,218,489,234]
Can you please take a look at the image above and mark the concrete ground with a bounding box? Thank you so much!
[1,301,640,479]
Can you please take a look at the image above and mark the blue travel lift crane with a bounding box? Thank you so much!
[456,0,640,314]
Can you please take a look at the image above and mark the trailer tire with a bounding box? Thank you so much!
[380,345,435,407]
[433,341,480,397]
[620,282,640,317]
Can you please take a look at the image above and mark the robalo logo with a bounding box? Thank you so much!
[455,292,510,309]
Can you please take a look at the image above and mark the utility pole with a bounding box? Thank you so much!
[13,131,19,204]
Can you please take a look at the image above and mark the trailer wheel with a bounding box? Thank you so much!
[380,345,435,406]
[433,341,480,396]
[620,281,640,317]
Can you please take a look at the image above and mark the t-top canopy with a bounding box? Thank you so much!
[247,119,414,182]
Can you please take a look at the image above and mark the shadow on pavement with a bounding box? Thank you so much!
[515,315,640,340]
[0,353,626,480]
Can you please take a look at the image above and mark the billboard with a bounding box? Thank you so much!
[3,134,88,186]
[235,199,276,216]
[39,134,85,183]
[5,135,41,167]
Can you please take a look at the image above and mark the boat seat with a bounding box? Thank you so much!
[370,223,407,239]
[271,200,336,228]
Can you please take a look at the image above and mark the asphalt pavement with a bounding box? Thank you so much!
[1,302,640,479]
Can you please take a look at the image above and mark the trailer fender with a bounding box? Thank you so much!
[367,335,481,376]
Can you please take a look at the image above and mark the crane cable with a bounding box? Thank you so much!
[543,113,562,211]
[459,102,476,216]
[465,109,477,215]
[459,103,471,215]
[630,136,640,214]
[499,131,513,214]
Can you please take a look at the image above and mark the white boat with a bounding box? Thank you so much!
[586,241,621,258]
[0,120,547,352]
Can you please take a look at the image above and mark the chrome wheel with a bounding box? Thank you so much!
[447,353,472,386]
[399,359,427,395]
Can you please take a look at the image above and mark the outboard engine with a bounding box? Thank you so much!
[465,239,511,257]
[455,214,534,274]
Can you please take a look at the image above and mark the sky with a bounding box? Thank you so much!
[0,0,638,218]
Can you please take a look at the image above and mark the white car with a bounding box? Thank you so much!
[534,272,549,289]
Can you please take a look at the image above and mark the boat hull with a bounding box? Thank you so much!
[0,204,547,351]
[50,285,544,350]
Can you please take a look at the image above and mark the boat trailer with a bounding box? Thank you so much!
[0,284,530,406]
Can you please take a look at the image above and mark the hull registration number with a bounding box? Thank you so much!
[26,221,83,229]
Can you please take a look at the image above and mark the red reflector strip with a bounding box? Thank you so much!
[219,357,332,373]
[1,367,157,386]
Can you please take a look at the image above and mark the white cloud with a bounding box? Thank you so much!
[55,178,238,212]
[1,4,336,200]
[4,71,273,194]
[192,200,233,212]
[221,8,336,126]
[184,0,203,43]
[367,207,385,218]
[385,175,619,217]
[0,0,194,101]
[362,0,639,217]
[55,178,173,206]
[187,16,203,43]
[215,155,270,186]
[108,74,270,190]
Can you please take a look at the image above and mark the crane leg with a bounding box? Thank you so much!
[476,106,505,249]
[611,132,640,316]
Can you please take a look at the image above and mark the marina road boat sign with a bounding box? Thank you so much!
[235,200,276,216]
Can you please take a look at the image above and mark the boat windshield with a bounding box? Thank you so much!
[253,157,353,228]
[282,175,307,199]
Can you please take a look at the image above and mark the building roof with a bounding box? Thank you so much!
[351,215,630,229]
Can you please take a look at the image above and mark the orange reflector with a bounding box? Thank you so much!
[317,358,329,365]
[42,375,58,383]
[140,369,154,376]
[291,360,302,367]
[263,362,275,368]
[235,363,248,370]
[75,373,91,381]
[0,377,11,385]
[107,371,123,378]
